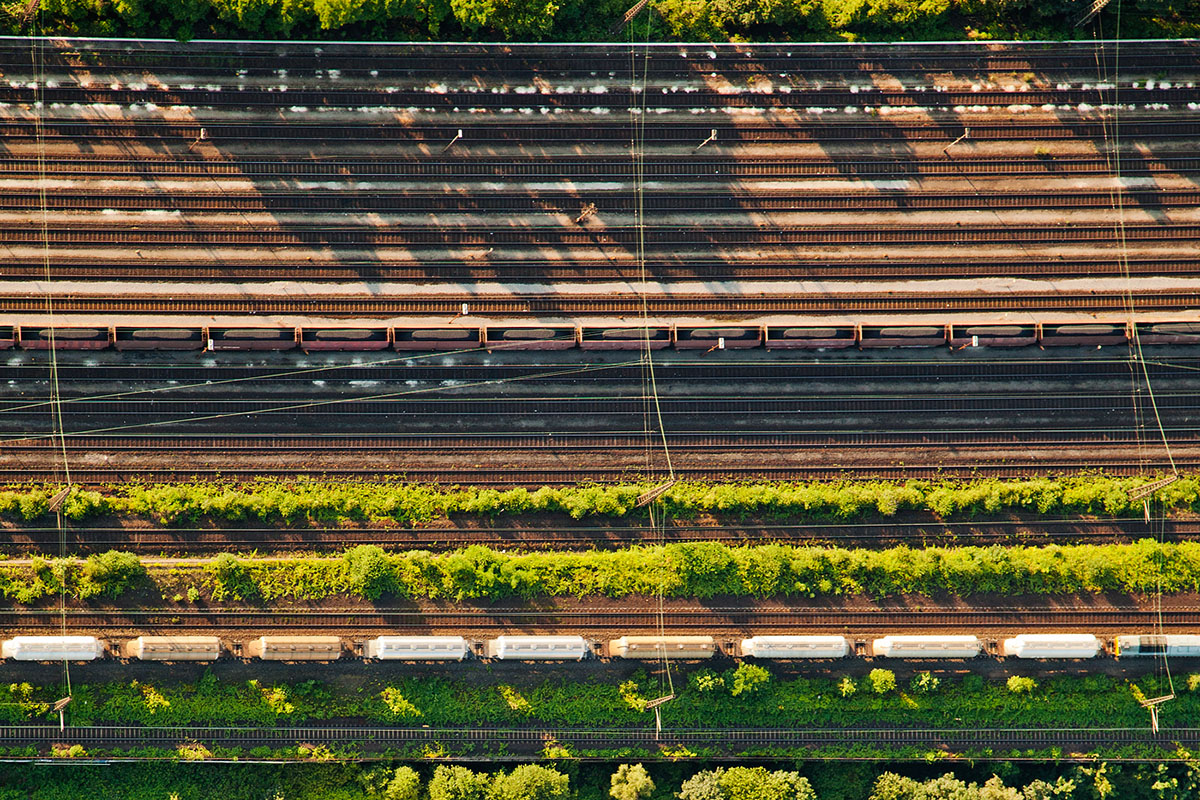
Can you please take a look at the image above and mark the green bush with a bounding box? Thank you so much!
[344,545,397,600]
[730,664,770,697]
[207,553,259,601]
[1006,676,1037,695]
[869,669,897,695]
[79,550,145,598]
[910,672,940,694]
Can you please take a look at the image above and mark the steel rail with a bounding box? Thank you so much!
[0,723,1195,751]
[0,290,1195,315]
[8,154,1198,179]
[0,606,1197,630]
[3,84,1196,109]
[5,188,1197,213]
[2,118,1196,144]
[2,39,1195,74]
[0,461,1187,485]
[2,256,1196,283]
[2,430,1196,452]
[3,223,1194,249]
[3,518,1190,555]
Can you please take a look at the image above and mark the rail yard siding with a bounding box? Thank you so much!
[1,474,1196,525]
[3,540,1200,603]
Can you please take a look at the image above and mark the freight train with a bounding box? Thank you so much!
[2,320,1198,353]
[1,633,1194,663]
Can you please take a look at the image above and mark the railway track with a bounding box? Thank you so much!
[6,188,1197,214]
[3,518,1189,555]
[4,257,1198,283]
[0,723,1193,753]
[1,606,1195,631]
[3,83,1195,110]
[0,460,1187,485]
[5,223,1193,249]
[5,38,1194,75]
[9,154,1198,180]
[2,431,1196,452]
[0,289,1195,315]
[3,118,1196,144]
[1,256,1196,283]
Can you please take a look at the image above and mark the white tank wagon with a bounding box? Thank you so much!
[609,636,718,660]
[740,636,850,659]
[367,636,471,661]
[2,636,105,661]
[485,636,590,661]
[1002,634,1103,659]
[1116,635,1200,658]
[246,636,344,662]
[125,636,221,661]
[872,635,982,659]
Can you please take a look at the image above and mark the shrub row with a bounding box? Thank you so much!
[3,538,1197,602]
[2,474,1197,526]
[0,669,1188,731]
[210,539,1200,601]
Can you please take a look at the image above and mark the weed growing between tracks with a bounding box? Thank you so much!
[2,475,1197,527]
[6,537,1200,602]
[0,669,1193,731]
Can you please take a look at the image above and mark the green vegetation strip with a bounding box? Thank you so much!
[0,669,1193,730]
[5,538,1196,603]
[3,475,1196,525]
[2,760,1185,800]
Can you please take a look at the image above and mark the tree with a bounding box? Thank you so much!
[429,765,491,800]
[680,768,815,800]
[1021,778,1077,799]
[488,765,570,800]
[730,663,770,696]
[868,669,896,694]
[80,550,145,598]
[679,770,726,800]
[450,0,558,38]
[723,768,815,800]
[610,764,654,800]
[384,767,421,800]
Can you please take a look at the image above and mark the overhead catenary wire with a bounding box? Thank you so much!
[1090,5,1176,703]
[627,25,675,710]
[28,24,72,712]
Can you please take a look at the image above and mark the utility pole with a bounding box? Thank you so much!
[608,0,650,35]
[644,694,675,738]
